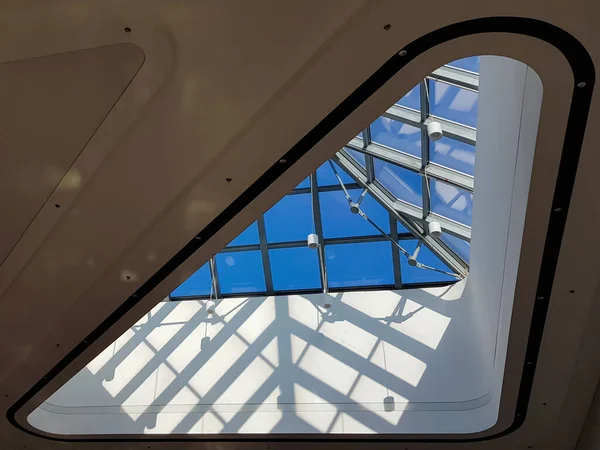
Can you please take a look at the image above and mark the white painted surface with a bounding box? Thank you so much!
[31,285,496,435]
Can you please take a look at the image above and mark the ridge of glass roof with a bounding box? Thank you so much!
[171,58,477,300]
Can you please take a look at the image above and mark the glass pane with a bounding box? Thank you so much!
[170,262,211,298]
[371,117,421,157]
[216,251,265,294]
[401,240,456,284]
[397,221,410,234]
[264,193,312,242]
[320,189,389,239]
[396,84,420,110]
[374,158,423,206]
[227,221,260,247]
[447,56,480,73]
[295,177,310,189]
[325,241,394,288]
[429,80,478,128]
[430,179,473,226]
[430,137,476,176]
[345,147,366,168]
[269,247,321,291]
[316,160,355,186]
[441,233,471,264]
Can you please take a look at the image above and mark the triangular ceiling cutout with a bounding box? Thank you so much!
[29,57,476,436]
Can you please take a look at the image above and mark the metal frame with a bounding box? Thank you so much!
[336,151,471,242]
[334,152,469,276]
[310,172,328,294]
[171,63,477,300]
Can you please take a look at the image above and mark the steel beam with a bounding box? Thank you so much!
[389,214,403,289]
[430,66,479,91]
[346,138,474,192]
[208,257,221,299]
[420,80,431,221]
[257,216,274,295]
[310,172,328,293]
[291,183,362,195]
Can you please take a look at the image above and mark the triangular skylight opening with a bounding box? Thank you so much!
[30,55,509,437]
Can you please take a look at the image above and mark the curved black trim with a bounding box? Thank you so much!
[8,16,595,443]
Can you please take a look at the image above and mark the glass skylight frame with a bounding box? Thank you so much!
[170,61,477,302]
[336,65,478,268]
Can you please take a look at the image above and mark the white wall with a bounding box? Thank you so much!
[30,284,499,435]
[28,56,543,436]
[464,56,543,428]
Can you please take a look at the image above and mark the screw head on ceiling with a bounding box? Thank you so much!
[577,81,587,88]
[383,24,391,31]
[398,50,407,57]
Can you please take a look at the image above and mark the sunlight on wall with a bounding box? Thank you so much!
[390,298,451,350]
[34,286,488,435]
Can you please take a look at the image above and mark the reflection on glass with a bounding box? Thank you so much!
[345,147,366,168]
[430,137,476,176]
[264,193,312,242]
[429,80,478,128]
[401,240,455,283]
[325,241,394,288]
[269,247,321,291]
[441,233,471,263]
[216,251,265,294]
[374,159,423,206]
[371,117,421,157]
[430,179,473,226]
[396,84,420,110]
[227,222,260,247]
[447,56,480,73]
[170,262,211,298]
[321,189,389,239]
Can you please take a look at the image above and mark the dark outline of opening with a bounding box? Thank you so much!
[7,16,595,443]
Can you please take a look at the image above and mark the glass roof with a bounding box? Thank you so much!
[171,58,477,300]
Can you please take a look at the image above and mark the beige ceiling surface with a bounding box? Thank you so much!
[0,44,143,266]
[0,1,599,450]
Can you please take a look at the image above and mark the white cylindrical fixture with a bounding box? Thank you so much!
[206,300,216,314]
[307,233,319,249]
[427,121,443,141]
[428,221,442,238]
[408,241,422,266]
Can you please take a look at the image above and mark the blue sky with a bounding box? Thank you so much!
[171,57,479,299]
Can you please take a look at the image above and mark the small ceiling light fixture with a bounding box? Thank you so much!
[427,121,444,141]
[307,233,319,249]
[428,221,442,238]
[205,300,216,315]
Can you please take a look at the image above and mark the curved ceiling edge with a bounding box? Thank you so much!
[8,16,595,443]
